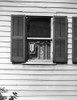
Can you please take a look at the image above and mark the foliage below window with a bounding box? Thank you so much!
[0,87,18,100]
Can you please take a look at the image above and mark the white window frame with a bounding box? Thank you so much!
[25,17,54,64]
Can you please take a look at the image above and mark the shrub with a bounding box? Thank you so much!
[0,87,18,100]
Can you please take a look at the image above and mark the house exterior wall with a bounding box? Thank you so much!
[0,0,77,100]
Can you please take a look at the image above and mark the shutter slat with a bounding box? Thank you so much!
[72,17,77,63]
[11,15,27,63]
[53,16,67,63]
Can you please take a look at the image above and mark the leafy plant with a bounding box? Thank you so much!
[0,87,18,100]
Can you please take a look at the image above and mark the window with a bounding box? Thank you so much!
[27,16,52,62]
[11,15,67,64]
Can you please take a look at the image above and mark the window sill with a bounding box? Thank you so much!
[27,37,52,40]
[23,59,56,65]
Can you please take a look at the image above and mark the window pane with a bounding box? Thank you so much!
[27,17,50,37]
[28,40,50,60]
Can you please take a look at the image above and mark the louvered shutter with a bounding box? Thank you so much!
[53,16,67,63]
[11,15,27,63]
[72,17,77,63]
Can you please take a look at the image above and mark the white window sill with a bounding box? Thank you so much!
[27,37,52,40]
[23,59,56,65]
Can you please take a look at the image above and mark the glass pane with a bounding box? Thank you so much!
[28,40,50,60]
[27,17,50,38]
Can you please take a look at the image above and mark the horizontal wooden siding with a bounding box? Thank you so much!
[0,0,76,100]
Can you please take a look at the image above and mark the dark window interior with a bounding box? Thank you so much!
[27,17,51,37]
[26,16,51,60]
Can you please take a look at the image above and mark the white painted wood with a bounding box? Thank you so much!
[67,59,72,64]
[0,42,10,47]
[68,28,72,33]
[68,18,72,22]
[0,11,77,17]
[0,59,11,63]
[0,37,10,42]
[67,17,72,64]
[68,49,72,53]
[1,69,77,75]
[0,21,11,26]
[68,23,72,28]
[0,74,77,80]
[0,53,10,57]
[1,2,77,8]
[0,16,11,21]
[1,0,77,2]
[68,34,72,38]
[0,2,77,10]
[68,44,72,48]
[0,32,10,36]
[0,7,56,13]
[0,47,10,52]
[0,12,56,16]
[0,0,77,99]
[68,55,72,58]
[7,91,77,96]
[13,97,77,100]
[0,27,11,31]
[68,38,72,43]
[3,90,77,97]
[26,60,54,65]
[0,64,77,69]
[27,37,52,40]
[2,7,77,14]
[1,79,77,86]
[2,85,77,91]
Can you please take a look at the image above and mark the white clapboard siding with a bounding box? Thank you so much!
[0,53,10,57]
[1,11,77,17]
[0,64,77,69]
[0,32,11,36]
[68,55,72,59]
[1,2,77,8]
[1,70,77,75]
[0,59,11,64]
[2,6,77,12]
[1,8,77,15]
[68,17,72,64]
[68,34,72,38]
[1,75,77,80]
[68,28,72,33]
[0,16,11,21]
[14,97,77,100]
[68,49,72,53]
[0,0,76,100]
[6,91,77,96]
[0,12,55,16]
[0,21,11,26]
[68,44,72,48]
[1,80,77,86]
[2,85,77,91]
[0,1,77,9]
[0,27,11,32]
[0,42,10,47]
[68,38,72,43]
[0,47,10,52]
[5,0,77,2]
[0,37,10,42]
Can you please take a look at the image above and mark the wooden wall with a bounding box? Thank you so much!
[0,0,77,100]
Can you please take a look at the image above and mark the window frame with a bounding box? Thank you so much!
[25,16,54,64]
